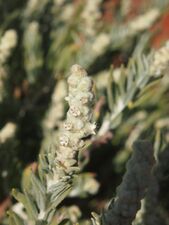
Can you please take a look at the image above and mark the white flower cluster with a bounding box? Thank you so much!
[149,41,169,76]
[0,122,16,144]
[25,0,48,17]
[23,21,43,83]
[121,0,131,16]
[26,0,39,13]
[81,0,102,36]
[92,33,110,56]
[0,30,17,102]
[128,8,160,34]
[53,0,74,21]
[56,64,95,176]
[0,29,17,65]
[54,0,65,6]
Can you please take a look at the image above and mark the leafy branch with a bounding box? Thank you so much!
[9,64,95,225]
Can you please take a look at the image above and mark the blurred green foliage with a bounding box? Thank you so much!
[0,0,169,224]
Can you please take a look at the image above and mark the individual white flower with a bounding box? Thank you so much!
[69,105,81,117]
[59,135,69,147]
[63,121,73,131]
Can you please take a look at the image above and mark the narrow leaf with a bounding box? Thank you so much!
[8,210,25,225]
[30,171,46,211]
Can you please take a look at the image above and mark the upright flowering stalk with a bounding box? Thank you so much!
[47,64,96,187]
[45,64,96,219]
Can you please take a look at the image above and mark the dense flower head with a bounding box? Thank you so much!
[50,64,96,184]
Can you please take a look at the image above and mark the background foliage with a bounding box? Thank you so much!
[0,0,169,224]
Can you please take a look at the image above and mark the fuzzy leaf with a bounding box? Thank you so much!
[30,171,46,211]
[12,189,38,220]
[49,182,72,207]
[45,183,72,220]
